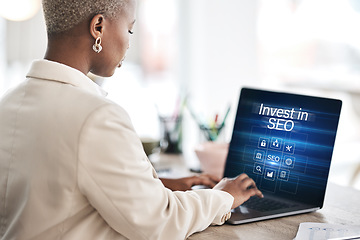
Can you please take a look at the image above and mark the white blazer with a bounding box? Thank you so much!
[0,60,233,240]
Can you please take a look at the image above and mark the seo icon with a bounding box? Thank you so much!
[266,150,282,165]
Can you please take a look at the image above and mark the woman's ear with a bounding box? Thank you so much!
[90,14,105,39]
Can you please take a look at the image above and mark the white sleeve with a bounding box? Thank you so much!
[77,104,233,240]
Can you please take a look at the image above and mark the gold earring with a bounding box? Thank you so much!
[92,37,102,53]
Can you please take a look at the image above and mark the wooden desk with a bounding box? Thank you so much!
[189,183,360,240]
[152,154,360,240]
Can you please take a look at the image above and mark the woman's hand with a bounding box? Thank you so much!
[213,173,263,209]
[160,174,220,191]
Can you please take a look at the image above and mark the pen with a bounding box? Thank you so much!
[328,235,360,240]
[219,105,231,128]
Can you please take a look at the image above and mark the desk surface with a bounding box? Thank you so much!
[152,154,360,240]
[189,183,360,240]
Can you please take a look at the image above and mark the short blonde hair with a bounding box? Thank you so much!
[42,0,128,34]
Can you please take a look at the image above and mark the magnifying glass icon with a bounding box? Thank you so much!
[256,166,262,172]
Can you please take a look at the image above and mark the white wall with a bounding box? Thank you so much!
[177,0,260,166]
[0,10,47,95]
[180,0,259,113]
[6,10,46,64]
[0,18,5,93]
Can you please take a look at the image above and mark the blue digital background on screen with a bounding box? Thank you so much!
[223,88,342,206]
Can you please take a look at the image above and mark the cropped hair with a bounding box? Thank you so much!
[42,0,128,34]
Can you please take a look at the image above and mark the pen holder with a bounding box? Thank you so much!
[199,124,225,142]
[194,141,229,179]
[159,116,182,154]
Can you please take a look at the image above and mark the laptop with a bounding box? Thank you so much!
[223,87,342,224]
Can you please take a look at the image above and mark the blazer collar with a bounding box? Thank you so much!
[26,59,107,97]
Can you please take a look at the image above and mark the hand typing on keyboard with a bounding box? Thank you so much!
[213,173,264,209]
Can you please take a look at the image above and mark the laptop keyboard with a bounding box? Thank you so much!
[241,197,297,212]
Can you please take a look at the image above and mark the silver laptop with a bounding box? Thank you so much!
[223,88,342,224]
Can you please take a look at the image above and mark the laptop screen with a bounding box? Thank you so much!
[224,88,342,206]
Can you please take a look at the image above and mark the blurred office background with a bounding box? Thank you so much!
[1,0,360,189]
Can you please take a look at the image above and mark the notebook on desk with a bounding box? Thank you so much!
[223,87,342,225]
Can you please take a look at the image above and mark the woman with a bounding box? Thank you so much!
[0,0,262,239]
